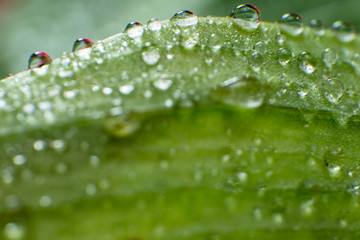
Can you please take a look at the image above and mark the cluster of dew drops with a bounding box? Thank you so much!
[3,4,360,240]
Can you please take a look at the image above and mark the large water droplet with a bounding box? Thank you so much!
[147,18,162,31]
[125,21,144,39]
[213,76,265,108]
[309,19,325,36]
[331,21,356,42]
[171,10,198,27]
[230,4,260,29]
[142,46,161,66]
[320,78,344,104]
[277,48,292,66]
[72,38,94,52]
[279,13,304,36]
[322,48,337,67]
[119,84,135,95]
[298,52,316,74]
[28,51,51,69]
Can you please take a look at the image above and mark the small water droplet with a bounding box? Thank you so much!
[322,48,337,67]
[104,114,140,138]
[39,195,52,207]
[277,48,292,66]
[12,155,26,166]
[309,19,325,36]
[298,51,316,74]
[181,34,199,49]
[247,50,264,71]
[4,223,26,240]
[275,32,286,45]
[290,82,310,98]
[125,21,144,39]
[331,21,356,42]
[33,140,46,151]
[329,165,341,177]
[213,76,265,108]
[142,46,161,65]
[164,99,174,108]
[86,183,97,195]
[72,38,94,52]
[28,51,51,69]
[320,78,344,104]
[254,42,267,54]
[230,4,260,29]
[208,33,223,51]
[237,171,248,183]
[153,79,173,91]
[279,13,304,36]
[147,18,162,31]
[171,10,198,27]
[119,84,135,95]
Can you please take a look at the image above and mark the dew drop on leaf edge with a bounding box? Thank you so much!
[171,10,198,27]
[72,38,94,52]
[28,51,52,69]
[125,21,144,38]
[279,13,304,36]
[231,4,260,29]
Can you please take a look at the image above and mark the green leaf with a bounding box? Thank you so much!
[1,14,360,240]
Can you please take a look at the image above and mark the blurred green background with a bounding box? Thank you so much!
[0,0,359,78]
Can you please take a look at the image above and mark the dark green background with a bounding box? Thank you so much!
[0,0,359,78]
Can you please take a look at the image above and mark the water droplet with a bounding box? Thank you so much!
[279,13,304,36]
[33,140,46,151]
[171,10,198,27]
[230,4,260,29]
[277,48,292,66]
[147,18,162,31]
[290,82,310,98]
[72,38,94,52]
[104,114,140,138]
[86,183,97,195]
[322,48,337,67]
[89,155,100,167]
[102,87,113,95]
[119,84,135,95]
[275,32,286,45]
[247,50,264,71]
[320,78,344,104]
[164,99,174,108]
[28,51,51,69]
[4,223,25,240]
[153,79,173,91]
[12,155,26,166]
[309,19,325,36]
[142,46,161,66]
[213,76,265,108]
[254,42,267,54]
[208,33,223,51]
[237,171,248,183]
[39,195,52,207]
[181,34,199,49]
[298,52,316,74]
[125,21,144,39]
[329,165,341,177]
[331,21,356,42]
